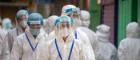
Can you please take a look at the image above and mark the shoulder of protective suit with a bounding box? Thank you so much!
[17,33,26,41]
[0,29,6,34]
[6,28,17,37]
[121,38,131,43]
[8,28,16,33]
[118,38,129,48]
[79,27,96,36]
[74,39,84,46]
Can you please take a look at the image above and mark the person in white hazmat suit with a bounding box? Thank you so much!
[43,15,59,34]
[33,16,60,60]
[0,29,10,60]
[43,15,59,40]
[95,24,118,60]
[79,10,97,50]
[42,16,88,60]
[10,13,47,60]
[61,4,96,60]
[39,18,48,41]
[2,18,13,33]
[118,22,140,60]
[5,10,28,52]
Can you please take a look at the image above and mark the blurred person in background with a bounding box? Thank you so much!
[0,29,10,60]
[5,9,28,52]
[40,15,59,39]
[61,4,96,60]
[10,13,47,60]
[79,10,97,50]
[94,24,118,60]
[118,22,140,60]
[2,18,13,33]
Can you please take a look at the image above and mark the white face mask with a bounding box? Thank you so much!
[30,29,40,36]
[20,20,27,28]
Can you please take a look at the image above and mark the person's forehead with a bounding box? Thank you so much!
[30,24,41,26]
[19,15,27,19]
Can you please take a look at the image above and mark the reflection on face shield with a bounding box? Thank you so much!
[58,21,71,38]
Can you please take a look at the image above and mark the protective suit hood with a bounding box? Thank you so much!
[126,22,140,38]
[96,24,110,42]
[16,10,28,19]
[2,18,12,30]
[61,4,77,16]
[80,10,90,27]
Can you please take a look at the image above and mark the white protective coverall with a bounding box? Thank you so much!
[95,24,118,60]
[10,12,47,60]
[0,29,10,60]
[38,15,95,60]
[10,30,47,60]
[79,10,97,50]
[61,5,96,60]
[5,9,28,52]
[40,19,48,41]
[6,26,25,52]
[118,22,140,60]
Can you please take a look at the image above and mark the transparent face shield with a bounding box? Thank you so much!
[29,21,42,38]
[56,21,73,40]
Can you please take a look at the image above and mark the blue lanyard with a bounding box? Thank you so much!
[55,39,75,60]
[74,31,77,39]
[25,33,39,51]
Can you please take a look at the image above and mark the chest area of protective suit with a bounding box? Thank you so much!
[22,38,41,58]
[49,41,80,60]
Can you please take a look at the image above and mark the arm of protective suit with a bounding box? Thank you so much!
[10,37,23,60]
[81,33,96,60]
[78,40,86,60]
[77,29,96,60]
[118,40,127,60]
[77,39,95,60]
[84,44,96,60]
[1,36,10,60]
